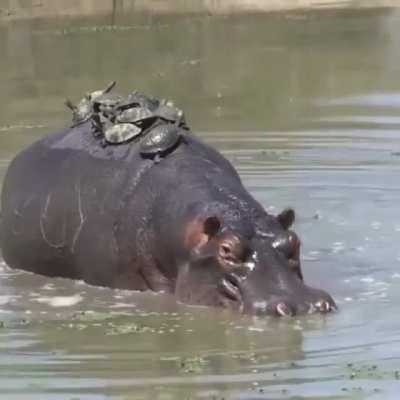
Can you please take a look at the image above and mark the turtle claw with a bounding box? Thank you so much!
[64,99,77,111]
[104,81,116,94]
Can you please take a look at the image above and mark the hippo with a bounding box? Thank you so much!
[0,91,336,316]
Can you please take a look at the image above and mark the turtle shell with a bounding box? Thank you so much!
[104,123,142,144]
[139,123,181,156]
[154,103,183,122]
[116,107,154,124]
[124,92,160,111]
[93,93,123,116]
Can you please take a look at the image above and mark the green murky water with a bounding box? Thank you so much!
[1,6,400,400]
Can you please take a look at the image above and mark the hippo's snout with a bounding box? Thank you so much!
[219,270,337,317]
[261,289,337,317]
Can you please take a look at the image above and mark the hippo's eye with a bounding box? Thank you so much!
[218,236,249,266]
[219,241,235,260]
[221,244,231,256]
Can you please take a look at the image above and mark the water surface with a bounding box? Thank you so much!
[1,7,400,400]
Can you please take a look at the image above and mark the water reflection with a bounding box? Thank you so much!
[1,6,400,400]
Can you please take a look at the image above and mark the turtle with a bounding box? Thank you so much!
[115,106,154,124]
[139,122,183,163]
[124,91,160,112]
[65,81,117,126]
[154,103,184,123]
[104,123,142,144]
[87,81,116,101]
[92,93,123,117]
[65,97,92,125]
[91,112,113,138]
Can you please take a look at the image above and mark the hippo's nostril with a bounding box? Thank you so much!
[276,302,294,317]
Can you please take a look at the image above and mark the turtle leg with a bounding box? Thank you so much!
[153,154,162,164]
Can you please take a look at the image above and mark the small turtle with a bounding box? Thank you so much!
[65,81,117,126]
[104,123,142,144]
[139,122,182,162]
[124,91,160,111]
[116,106,154,124]
[154,103,184,123]
[91,112,113,137]
[93,93,123,117]
[65,97,92,125]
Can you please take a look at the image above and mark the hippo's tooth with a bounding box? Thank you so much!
[276,302,293,317]
[315,300,331,313]
[316,300,337,313]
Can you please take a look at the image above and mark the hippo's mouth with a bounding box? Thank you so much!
[217,271,337,317]
[218,273,244,312]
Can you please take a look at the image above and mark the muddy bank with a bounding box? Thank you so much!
[1,0,399,21]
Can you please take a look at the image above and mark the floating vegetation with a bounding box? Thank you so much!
[70,310,111,322]
[179,355,208,374]
[346,363,400,380]
[105,321,154,336]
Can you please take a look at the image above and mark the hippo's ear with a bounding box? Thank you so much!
[277,208,295,230]
[203,216,221,237]
[185,216,221,251]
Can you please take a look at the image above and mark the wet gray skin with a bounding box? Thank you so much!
[175,209,335,317]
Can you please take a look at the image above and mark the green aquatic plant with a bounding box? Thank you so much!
[105,321,154,336]
[346,362,400,380]
[179,355,208,373]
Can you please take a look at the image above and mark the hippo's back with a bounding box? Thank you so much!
[0,124,140,279]
[0,122,241,284]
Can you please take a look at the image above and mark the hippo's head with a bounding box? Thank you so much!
[177,207,336,316]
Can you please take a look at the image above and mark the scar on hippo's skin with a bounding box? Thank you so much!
[13,194,36,217]
[40,192,67,249]
[117,160,153,212]
[71,183,86,253]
